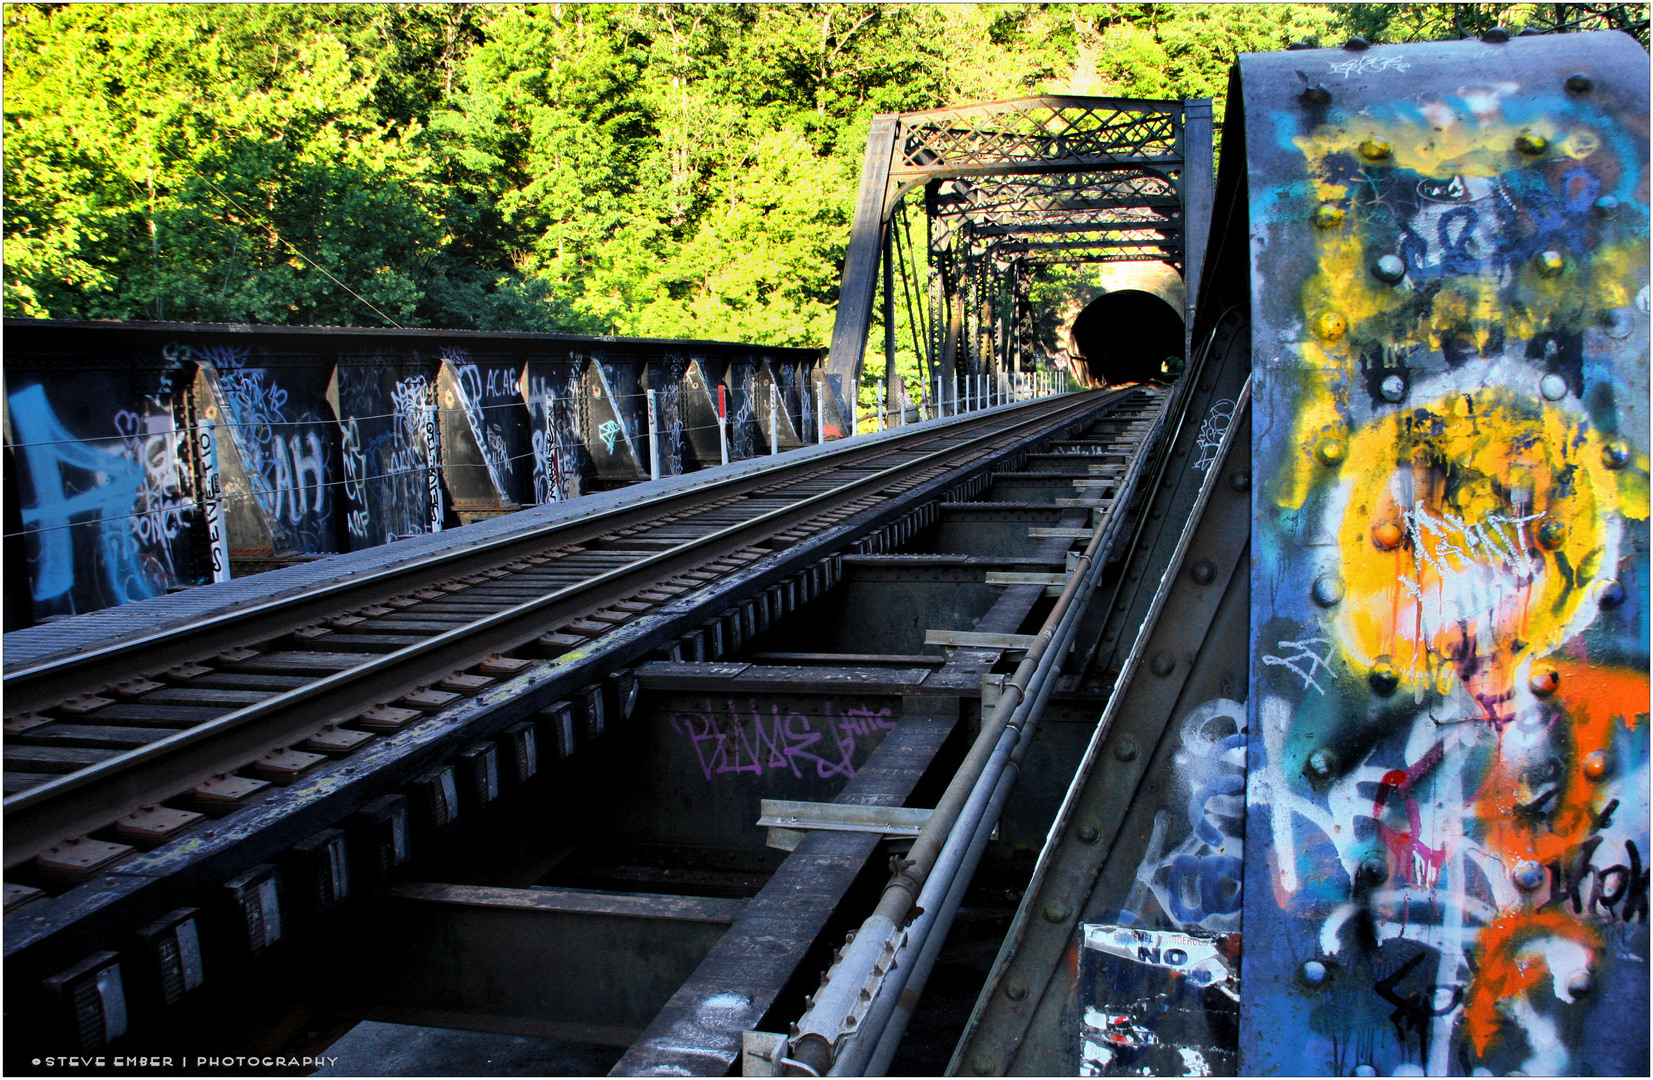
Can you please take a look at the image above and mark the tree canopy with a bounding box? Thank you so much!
[5,1,1646,357]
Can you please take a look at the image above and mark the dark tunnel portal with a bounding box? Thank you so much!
[1070,289,1185,385]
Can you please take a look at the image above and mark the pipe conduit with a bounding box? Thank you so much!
[783,392,1170,1076]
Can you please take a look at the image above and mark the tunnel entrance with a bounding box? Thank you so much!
[1068,289,1185,385]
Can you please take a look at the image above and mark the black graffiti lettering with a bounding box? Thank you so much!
[1541,835,1603,915]
[1590,798,1619,833]
[1622,840,1649,924]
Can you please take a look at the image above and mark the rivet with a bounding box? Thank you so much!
[1372,521,1404,551]
[1343,36,1370,50]
[1600,579,1626,608]
[1582,750,1609,781]
[1005,978,1029,1001]
[1300,959,1329,986]
[1481,27,1510,43]
[1512,859,1547,891]
[1353,1066,1378,1077]
[1518,26,1543,36]
[1358,855,1390,887]
[1368,659,1399,695]
[1077,822,1101,843]
[1190,559,1217,585]
[1565,73,1594,93]
[1312,575,1344,607]
[1535,250,1564,277]
[1301,85,1332,107]
[1312,203,1345,229]
[1150,652,1176,678]
[1317,438,1347,466]
[970,1052,996,1076]
[1566,969,1595,997]
[1372,254,1407,283]
[1603,308,1634,340]
[1529,664,1560,697]
[1594,194,1620,218]
[1380,374,1407,402]
[1602,439,1631,469]
[1043,899,1071,924]
[1358,137,1392,161]
[1114,737,1140,762]
[1307,747,1339,780]
[1537,520,1566,550]
[1315,312,1347,341]
[1287,41,1312,51]
[1230,470,1251,493]
[1515,129,1548,155]
[1540,373,1568,400]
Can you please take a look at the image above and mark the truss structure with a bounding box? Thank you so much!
[824,96,1212,428]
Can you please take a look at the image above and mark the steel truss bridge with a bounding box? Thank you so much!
[2,31,1648,1079]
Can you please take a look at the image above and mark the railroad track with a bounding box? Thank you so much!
[3,389,1148,881]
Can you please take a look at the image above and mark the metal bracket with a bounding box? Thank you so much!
[757,799,933,852]
[924,630,1038,656]
[984,571,1065,597]
[741,1030,788,1076]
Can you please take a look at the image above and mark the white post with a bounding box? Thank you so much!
[717,384,730,466]
[770,381,779,456]
[424,402,443,533]
[817,387,826,444]
[877,383,885,431]
[646,389,661,481]
[197,417,232,583]
[953,374,961,416]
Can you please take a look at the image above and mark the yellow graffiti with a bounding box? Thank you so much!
[1332,388,1642,693]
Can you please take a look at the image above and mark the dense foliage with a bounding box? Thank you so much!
[5,3,1646,371]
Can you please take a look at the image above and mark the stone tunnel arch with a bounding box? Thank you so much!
[1068,288,1186,386]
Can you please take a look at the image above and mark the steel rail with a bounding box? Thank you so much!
[4,390,1125,868]
[2,393,1077,714]
[786,388,1169,1075]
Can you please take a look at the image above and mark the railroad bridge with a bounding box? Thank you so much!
[3,34,1649,1078]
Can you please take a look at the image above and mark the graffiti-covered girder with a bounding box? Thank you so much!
[948,28,1649,1078]
[1242,30,1649,1077]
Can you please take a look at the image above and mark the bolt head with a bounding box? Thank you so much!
[1300,959,1329,986]
[1114,736,1140,762]
[1594,194,1620,218]
[1287,41,1312,51]
[1353,1066,1378,1077]
[1535,250,1565,277]
[1043,899,1070,924]
[1358,855,1390,887]
[1528,664,1560,697]
[1566,969,1595,997]
[1600,579,1626,608]
[1005,978,1029,1001]
[1343,36,1371,50]
[1482,27,1510,42]
[1582,749,1610,781]
[1301,85,1332,107]
[1537,520,1567,550]
[1317,438,1347,466]
[1150,652,1176,678]
[970,1052,996,1076]
[1372,521,1404,551]
[1312,575,1345,607]
[1315,312,1348,341]
[1602,439,1632,470]
[1379,374,1407,402]
[1307,747,1339,780]
[1230,469,1251,493]
[1540,373,1568,401]
[1512,859,1547,891]
[1190,559,1217,585]
[1372,254,1407,283]
[1565,73,1594,93]
[1515,129,1548,155]
[1077,822,1101,843]
[1368,659,1400,695]
[1312,203,1345,229]
[1358,137,1393,161]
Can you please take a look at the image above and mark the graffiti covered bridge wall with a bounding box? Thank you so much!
[2,320,820,629]
[1242,31,1649,1077]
